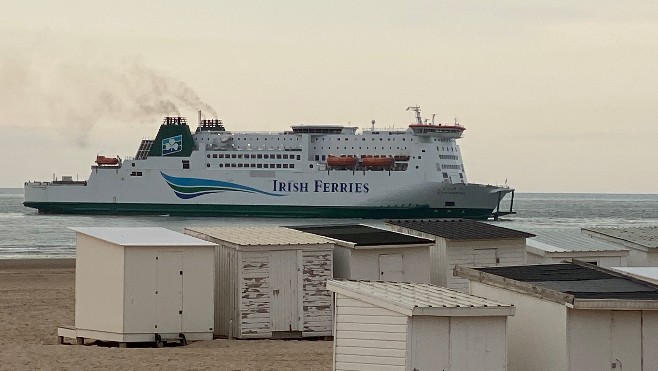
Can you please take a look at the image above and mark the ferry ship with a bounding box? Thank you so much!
[24,107,515,219]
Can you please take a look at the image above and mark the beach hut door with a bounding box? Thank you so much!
[155,251,184,333]
[269,251,300,332]
[379,254,404,281]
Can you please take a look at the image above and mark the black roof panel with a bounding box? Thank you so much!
[289,224,434,247]
[386,219,535,240]
[477,264,658,300]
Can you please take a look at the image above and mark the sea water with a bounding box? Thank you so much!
[2,188,658,258]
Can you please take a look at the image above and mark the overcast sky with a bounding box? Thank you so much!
[1,1,657,192]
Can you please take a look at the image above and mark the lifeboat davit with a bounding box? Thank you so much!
[362,155,394,167]
[95,155,120,166]
[327,155,357,167]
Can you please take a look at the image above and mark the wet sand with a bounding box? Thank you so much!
[0,259,332,370]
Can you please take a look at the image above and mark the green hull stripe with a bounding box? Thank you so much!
[23,202,495,219]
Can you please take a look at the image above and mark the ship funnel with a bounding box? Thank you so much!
[197,118,225,132]
[163,116,187,125]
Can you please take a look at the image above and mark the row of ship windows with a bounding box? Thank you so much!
[207,153,302,160]
[438,154,459,160]
[442,172,464,179]
[440,164,463,170]
[313,137,414,142]
[234,137,300,141]
[206,163,296,169]
[314,146,409,150]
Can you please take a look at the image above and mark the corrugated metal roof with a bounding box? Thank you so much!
[289,224,434,247]
[184,226,333,246]
[583,226,658,249]
[70,227,216,247]
[527,229,628,253]
[386,219,535,240]
[327,279,514,317]
[476,263,658,300]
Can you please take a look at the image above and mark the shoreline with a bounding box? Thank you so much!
[0,258,75,269]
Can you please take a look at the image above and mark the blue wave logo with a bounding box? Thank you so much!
[161,172,286,199]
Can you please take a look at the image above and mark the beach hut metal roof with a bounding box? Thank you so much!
[327,279,515,317]
[288,224,434,247]
[455,262,658,309]
[529,229,629,253]
[583,226,658,249]
[386,219,535,240]
[70,227,216,246]
[184,226,332,246]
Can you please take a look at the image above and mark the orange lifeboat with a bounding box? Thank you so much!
[95,155,120,166]
[327,155,357,167]
[362,155,394,167]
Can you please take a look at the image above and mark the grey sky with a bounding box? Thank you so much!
[1,1,657,192]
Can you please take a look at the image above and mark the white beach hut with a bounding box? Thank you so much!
[184,226,335,339]
[456,262,658,371]
[386,219,533,292]
[327,280,515,371]
[583,226,658,266]
[58,227,216,346]
[289,224,434,283]
[526,229,629,267]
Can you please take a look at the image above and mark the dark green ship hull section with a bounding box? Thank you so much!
[23,202,496,219]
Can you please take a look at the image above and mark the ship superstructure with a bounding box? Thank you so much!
[24,107,515,219]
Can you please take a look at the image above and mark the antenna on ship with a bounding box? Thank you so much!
[371,120,375,131]
[406,105,422,125]
[198,110,202,125]
[432,114,436,125]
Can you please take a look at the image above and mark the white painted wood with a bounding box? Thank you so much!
[73,229,214,344]
[123,249,157,333]
[269,250,299,332]
[155,251,183,333]
[335,338,408,350]
[302,250,333,334]
[335,354,406,366]
[75,233,125,334]
[335,362,403,371]
[410,316,449,371]
[471,282,568,371]
[449,317,507,371]
[568,310,612,371]
[336,314,408,325]
[379,254,404,281]
[214,238,333,339]
[611,311,641,371]
[643,311,658,370]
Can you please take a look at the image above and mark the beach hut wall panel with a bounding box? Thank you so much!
[335,246,431,283]
[526,251,627,267]
[71,227,216,343]
[289,225,434,283]
[459,263,658,371]
[185,227,334,339]
[387,220,531,292]
[328,280,514,371]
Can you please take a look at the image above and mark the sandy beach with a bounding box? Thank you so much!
[0,259,332,370]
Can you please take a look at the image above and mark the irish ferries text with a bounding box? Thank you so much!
[273,180,369,193]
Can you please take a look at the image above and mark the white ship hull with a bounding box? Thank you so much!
[24,112,515,219]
